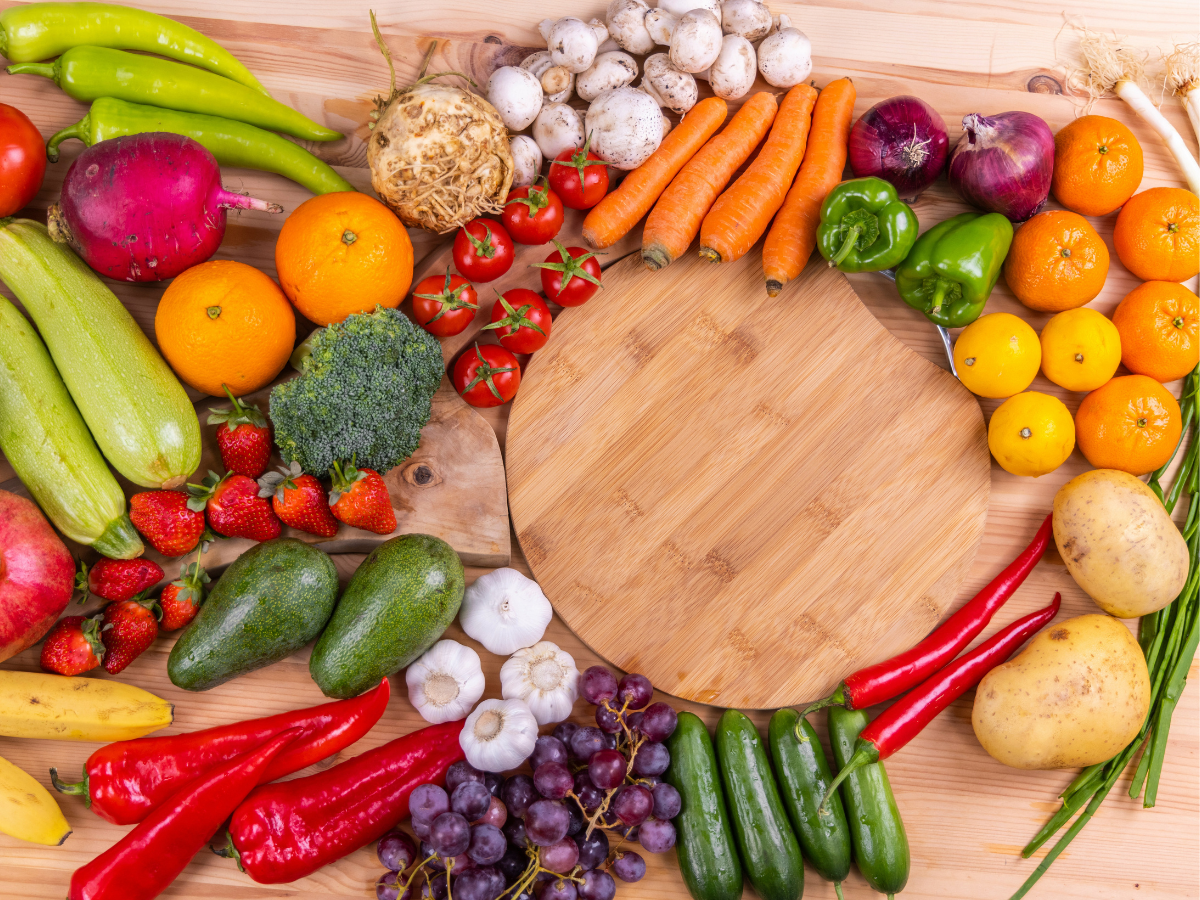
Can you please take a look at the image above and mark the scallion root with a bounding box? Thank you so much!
[1163,41,1200,145]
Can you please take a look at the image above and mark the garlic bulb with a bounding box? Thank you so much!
[460,568,553,656]
[406,640,486,724]
[500,641,580,725]
[460,698,539,772]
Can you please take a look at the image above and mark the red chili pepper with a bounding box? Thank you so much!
[52,678,390,825]
[820,591,1061,811]
[68,727,301,900]
[221,719,465,884]
[803,513,1052,719]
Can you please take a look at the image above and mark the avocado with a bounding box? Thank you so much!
[310,533,464,699]
[168,538,339,691]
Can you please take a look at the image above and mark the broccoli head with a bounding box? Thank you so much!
[270,307,443,476]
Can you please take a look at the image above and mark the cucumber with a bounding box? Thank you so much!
[665,712,743,900]
[0,296,141,557]
[828,706,909,898]
[310,534,464,699]
[769,708,852,895]
[168,539,338,691]
[0,219,200,489]
[715,709,805,900]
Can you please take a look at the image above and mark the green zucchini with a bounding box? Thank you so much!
[715,709,805,900]
[665,712,743,900]
[769,708,852,896]
[0,296,141,557]
[828,706,909,898]
[0,219,200,489]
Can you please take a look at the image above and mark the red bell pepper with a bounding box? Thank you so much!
[52,678,390,825]
[222,719,464,884]
[69,728,301,900]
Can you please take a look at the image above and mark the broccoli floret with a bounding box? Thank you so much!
[270,307,443,476]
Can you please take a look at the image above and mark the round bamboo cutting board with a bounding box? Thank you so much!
[507,250,991,709]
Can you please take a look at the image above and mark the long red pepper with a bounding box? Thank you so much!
[68,728,301,900]
[819,591,1062,811]
[222,719,465,884]
[802,513,1052,720]
[52,678,390,825]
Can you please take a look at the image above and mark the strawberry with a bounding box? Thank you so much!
[207,386,272,479]
[79,557,165,604]
[157,561,210,631]
[187,470,281,542]
[329,460,396,535]
[129,490,206,556]
[258,462,339,538]
[40,616,105,675]
[99,598,160,675]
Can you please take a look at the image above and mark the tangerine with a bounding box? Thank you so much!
[1112,187,1199,283]
[1051,115,1143,217]
[1003,210,1109,312]
[1075,374,1182,476]
[1111,281,1198,383]
[275,192,414,326]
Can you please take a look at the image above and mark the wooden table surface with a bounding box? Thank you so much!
[1,1,1197,898]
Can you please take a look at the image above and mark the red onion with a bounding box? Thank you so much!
[948,111,1054,222]
[848,95,949,200]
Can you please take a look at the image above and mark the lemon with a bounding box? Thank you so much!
[954,313,1041,399]
[1039,307,1122,392]
[988,391,1076,477]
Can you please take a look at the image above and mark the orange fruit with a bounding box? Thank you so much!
[1051,115,1143,217]
[275,192,413,326]
[1111,281,1199,383]
[1075,374,1182,476]
[1113,187,1199,283]
[1003,210,1110,312]
[155,260,296,397]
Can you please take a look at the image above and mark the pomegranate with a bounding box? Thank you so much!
[0,491,74,663]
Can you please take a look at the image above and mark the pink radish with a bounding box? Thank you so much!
[47,132,282,282]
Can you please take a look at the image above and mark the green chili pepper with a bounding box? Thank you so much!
[47,98,355,196]
[817,177,919,273]
[894,212,1014,328]
[0,2,266,94]
[8,45,342,143]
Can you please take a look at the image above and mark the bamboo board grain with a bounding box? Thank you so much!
[0,0,1197,899]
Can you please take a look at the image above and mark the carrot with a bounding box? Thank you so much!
[699,83,818,265]
[642,92,779,271]
[582,97,728,250]
[762,78,857,296]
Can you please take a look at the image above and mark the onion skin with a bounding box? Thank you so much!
[949,111,1054,222]
[848,95,949,200]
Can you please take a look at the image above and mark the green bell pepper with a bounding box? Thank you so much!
[817,177,919,273]
[894,212,1014,328]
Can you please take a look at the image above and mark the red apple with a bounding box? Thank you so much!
[0,490,74,663]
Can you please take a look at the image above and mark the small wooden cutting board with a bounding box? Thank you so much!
[506,250,991,709]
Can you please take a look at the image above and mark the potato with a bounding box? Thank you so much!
[972,614,1150,769]
[1053,468,1189,618]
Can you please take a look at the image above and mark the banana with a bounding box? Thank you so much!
[0,754,71,845]
[0,670,173,742]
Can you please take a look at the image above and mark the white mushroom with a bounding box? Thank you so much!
[657,0,721,16]
[533,102,585,160]
[585,86,664,170]
[757,14,812,87]
[670,9,723,74]
[510,135,543,187]
[721,0,772,42]
[641,53,698,114]
[645,9,678,45]
[577,51,640,102]
[539,16,603,73]
[487,66,543,131]
[606,0,656,55]
[701,34,757,99]
[520,51,574,104]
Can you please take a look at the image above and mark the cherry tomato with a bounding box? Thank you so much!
[0,104,47,217]
[453,343,521,408]
[452,218,514,283]
[535,241,603,307]
[548,137,609,210]
[411,267,479,337]
[483,288,552,354]
[502,179,564,245]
